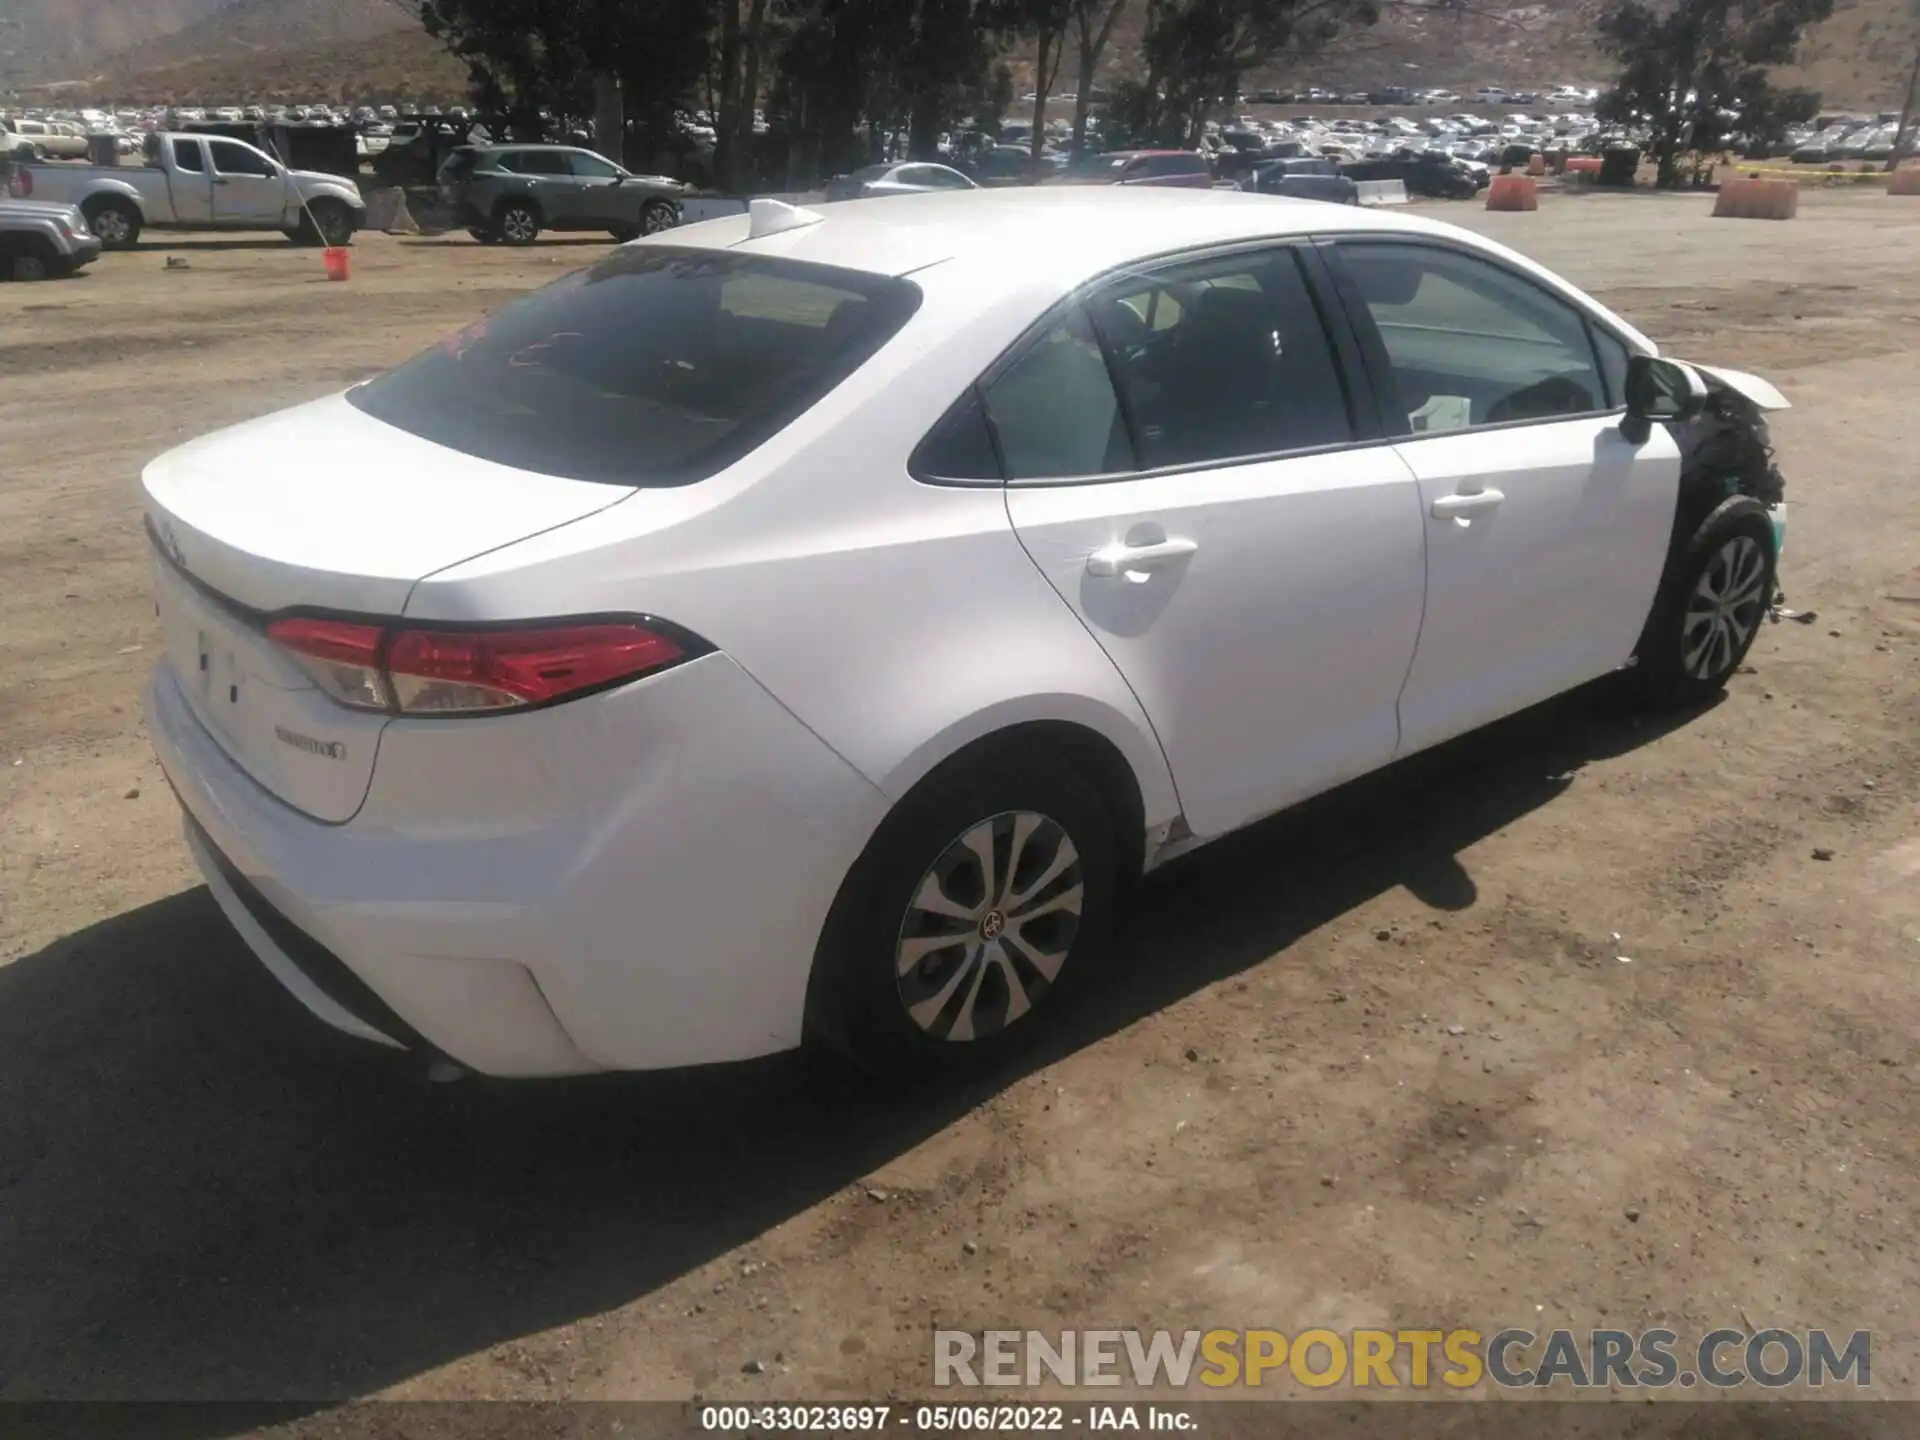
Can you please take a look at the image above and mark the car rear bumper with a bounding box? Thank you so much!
[146,651,890,1076]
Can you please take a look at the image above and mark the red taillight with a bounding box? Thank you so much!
[268,616,693,716]
[9,169,30,198]
[268,616,390,711]
[386,623,686,713]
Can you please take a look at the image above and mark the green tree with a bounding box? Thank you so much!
[1067,0,1130,156]
[1889,0,1920,172]
[1594,0,1834,188]
[415,0,713,167]
[1134,0,1380,146]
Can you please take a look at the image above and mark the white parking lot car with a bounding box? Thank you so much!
[143,189,1787,1079]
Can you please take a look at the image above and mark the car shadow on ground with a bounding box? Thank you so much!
[398,236,616,249]
[134,239,318,253]
[0,681,1712,1421]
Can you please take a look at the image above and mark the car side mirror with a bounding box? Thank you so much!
[1618,354,1708,445]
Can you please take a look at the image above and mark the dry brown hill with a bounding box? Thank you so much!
[9,0,1918,113]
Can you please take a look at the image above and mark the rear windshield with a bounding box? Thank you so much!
[346,247,922,486]
[439,147,478,181]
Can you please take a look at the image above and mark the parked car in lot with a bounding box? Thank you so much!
[1245,157,1358,203]
[438,143,687,245]
[7,133,363,248]
[140,188,1789,1081]
[824,161,978,200]
[0,198,102,279]
[1055,149,1214,188]
[1343,151,1484,199]
[1,117,90,160]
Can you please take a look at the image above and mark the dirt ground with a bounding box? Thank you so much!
[2,191,1919,1426]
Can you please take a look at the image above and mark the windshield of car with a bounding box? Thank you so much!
[346,247,922,487]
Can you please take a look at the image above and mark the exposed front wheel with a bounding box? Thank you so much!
[1632,495,1778,707]
[497,202,541,246]
[82,197,141,250]
[807,752,1116,1079]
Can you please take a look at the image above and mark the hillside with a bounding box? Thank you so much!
[0,0,230,86]
[8,0,1919,112]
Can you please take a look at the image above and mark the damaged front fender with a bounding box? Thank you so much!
[1683,361,1791,413]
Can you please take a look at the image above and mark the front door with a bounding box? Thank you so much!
[207,139,287,226]
[565,150,632,228]
[1330,239,1682,756]
[1000,244,1428,838]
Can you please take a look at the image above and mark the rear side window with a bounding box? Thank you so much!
[347,247,922,487]
[1090,248,1354,467]
[982,306,1133,480]
[502,149,569,176]
[172,139,204,172]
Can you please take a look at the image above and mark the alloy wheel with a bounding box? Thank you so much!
[502,207,537,243]
[894,811,1084,1043]
[1682,534,1769,680]
[91,208,131,246]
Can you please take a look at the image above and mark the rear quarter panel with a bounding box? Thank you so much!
[401,258,1184,839]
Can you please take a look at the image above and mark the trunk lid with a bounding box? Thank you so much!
[142,391,629,822]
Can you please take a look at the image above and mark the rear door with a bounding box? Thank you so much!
[499,148,572,223]
[1327,238,1679,757]
[207,138,285,225]
[167,137,214,222]
[999,243,1427,837]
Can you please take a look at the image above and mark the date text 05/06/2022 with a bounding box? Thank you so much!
[698,1403,1195,1431]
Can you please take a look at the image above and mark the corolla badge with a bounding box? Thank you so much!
[274,725,347,761]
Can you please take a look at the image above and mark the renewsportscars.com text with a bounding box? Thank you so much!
[933,1327,1872,1390]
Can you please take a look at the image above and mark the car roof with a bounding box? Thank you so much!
[652,186,1453,285]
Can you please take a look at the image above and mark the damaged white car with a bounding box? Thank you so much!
[140,191,1789,1079]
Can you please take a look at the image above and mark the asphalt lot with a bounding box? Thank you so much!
[2,190,1919,1430]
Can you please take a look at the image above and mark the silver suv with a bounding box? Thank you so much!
[438,144,687,246]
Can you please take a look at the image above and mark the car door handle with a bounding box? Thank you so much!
[1431,488,1505,520]
[1086,537,1199,577]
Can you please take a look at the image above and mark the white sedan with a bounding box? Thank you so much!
[141,188,1788,1079]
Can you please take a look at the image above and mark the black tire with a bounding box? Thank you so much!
[638,198,679,235]
[296,199,356,248]
[496,200,541,246]
[805,748,1117,1080]
[3,239,55,281]
[468,226,503,245]
[1632,495,1778,708]
[82,196,142,250]
[608,224,640,243]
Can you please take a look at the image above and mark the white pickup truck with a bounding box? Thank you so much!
[7,132,365,250]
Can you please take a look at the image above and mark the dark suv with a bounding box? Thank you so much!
[439,144,687,246]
